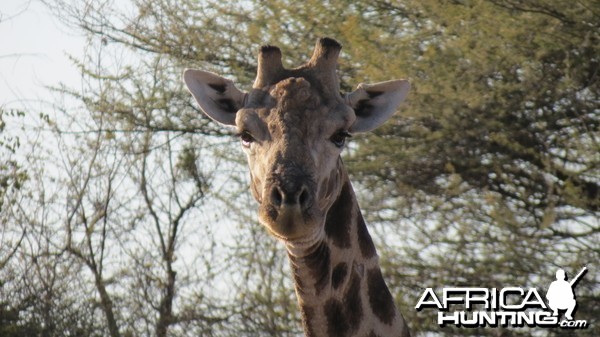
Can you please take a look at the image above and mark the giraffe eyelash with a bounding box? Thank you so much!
[235,130,255,147]
[330,130,352,148]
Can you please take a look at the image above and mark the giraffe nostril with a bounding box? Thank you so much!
[298,186,310,209]
[269,183,312,209]
[270,186,284,207]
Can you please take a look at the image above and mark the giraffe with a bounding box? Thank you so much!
[184,37,411,337]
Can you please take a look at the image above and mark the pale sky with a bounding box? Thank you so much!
[1,0,85,112]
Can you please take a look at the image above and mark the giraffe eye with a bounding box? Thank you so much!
[330,131,351,148]
[237,131,255,148]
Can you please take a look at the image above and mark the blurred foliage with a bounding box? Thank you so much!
[0,108,27,213]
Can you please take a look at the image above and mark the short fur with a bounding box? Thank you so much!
[184,37,411,337]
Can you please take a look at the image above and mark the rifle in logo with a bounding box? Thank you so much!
[546,267,587,321]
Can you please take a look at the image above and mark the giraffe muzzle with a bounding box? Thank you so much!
[269,183,311,209]
[259,179,320,239]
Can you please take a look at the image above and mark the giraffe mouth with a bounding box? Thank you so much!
[280,226,326,255]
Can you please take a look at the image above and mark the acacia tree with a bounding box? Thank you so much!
[3,1,301,336]
[2,55,246,337]
[340,1,599,335]
[0,109,37,337]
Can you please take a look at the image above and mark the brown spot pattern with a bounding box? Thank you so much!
[325,299,349,337]
[300,305,316,337]
[345,270,363,332]
[325,269,364,336]
[356,215,376,259]
[367,268,396,325]
[298,240,331,292]
[331,262,348,290]
[325,181,353,248]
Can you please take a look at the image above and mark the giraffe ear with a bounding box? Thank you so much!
[346,80,410,133]
[183,69,247,126]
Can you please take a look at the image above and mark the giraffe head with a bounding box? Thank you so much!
[184,38,409,243]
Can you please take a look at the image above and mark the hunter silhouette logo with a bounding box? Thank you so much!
[546,267,587,321]
[415,267,589,329]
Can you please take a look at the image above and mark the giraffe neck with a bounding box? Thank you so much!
[285,175,410,337]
